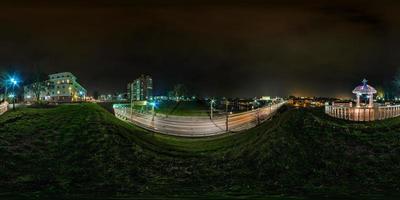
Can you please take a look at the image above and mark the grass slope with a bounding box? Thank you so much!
[128,101,210,116]
[0,104,399,198]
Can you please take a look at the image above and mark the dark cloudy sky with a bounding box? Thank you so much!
[1,0,400,98]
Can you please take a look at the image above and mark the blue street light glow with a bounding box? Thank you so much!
[8,93,15,98]
[9,77,19,86]
[149,101,157,107]
[4,76,20,90]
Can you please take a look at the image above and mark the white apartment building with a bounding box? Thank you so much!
[24,72,87,102]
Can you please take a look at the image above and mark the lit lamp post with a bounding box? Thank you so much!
[8,77,19,110]
[3,77,18,102]
[210,99,215,119]
[253,99,260,124]
[130,97,134,118]
[253,99,258,109]
[79,91,85,102]
[150,101,157,121]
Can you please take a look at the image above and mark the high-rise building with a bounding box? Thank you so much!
[127,75,153,101]
[24,72,87,102]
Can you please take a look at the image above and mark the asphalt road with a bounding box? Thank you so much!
[114,102,285,137]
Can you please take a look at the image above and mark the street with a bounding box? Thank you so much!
[114,102,285,137]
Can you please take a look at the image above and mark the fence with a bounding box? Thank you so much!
[325,104,400,121]
[114,101,286,137]
[0,102,8,116]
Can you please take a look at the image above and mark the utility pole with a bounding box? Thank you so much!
[12,95,15,110]
[151,102,156,121]
[210,99,215,119]
[226,114,229,132]
[130,93,134,118]
[225,99,229,113]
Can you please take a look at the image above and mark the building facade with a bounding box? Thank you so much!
[127,75,153,101]
[24,72,87,102]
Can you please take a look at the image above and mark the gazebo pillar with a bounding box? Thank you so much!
[356,94,360,107]
[369,93,373,107]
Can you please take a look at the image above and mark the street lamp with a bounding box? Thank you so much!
[149,101,157,121]
[253,99,259,109]
[79,91,86,102]
[3,76,20,109]
[210,99,215,119]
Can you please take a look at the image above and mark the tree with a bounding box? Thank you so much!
[393,69,400,90]
[26,68,48,102]
[0,72,7,101]
[375,86,385,102]
[392,69,400,99]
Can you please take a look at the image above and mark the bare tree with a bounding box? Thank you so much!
[0,72,7,101]
[26,68,48,102]
[394,70,400,91]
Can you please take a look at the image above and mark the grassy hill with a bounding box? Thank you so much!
[124,100,211,116]
[155,100,210,116]
[0,103,399,199]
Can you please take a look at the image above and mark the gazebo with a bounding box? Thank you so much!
[352,79,377,108]
[325,78,400,121]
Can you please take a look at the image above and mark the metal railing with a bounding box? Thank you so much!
[325,104,400,121]
[0,101,8,116]
[114,101,286,137]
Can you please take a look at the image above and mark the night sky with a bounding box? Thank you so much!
[1,0,400,98]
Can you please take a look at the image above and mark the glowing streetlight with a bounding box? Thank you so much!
[210,99,215,119]
[10,78,17,85]
[149,101,158,121]
[3,75,20,110]
[149,101,157,112]
[253,99,259,110]
[224,98,229,113]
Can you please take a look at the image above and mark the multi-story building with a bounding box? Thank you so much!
[127,75,153,101]
[24,72,87,102]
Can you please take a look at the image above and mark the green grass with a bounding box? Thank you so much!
[130,100,210,116]
[0,104,400,199]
